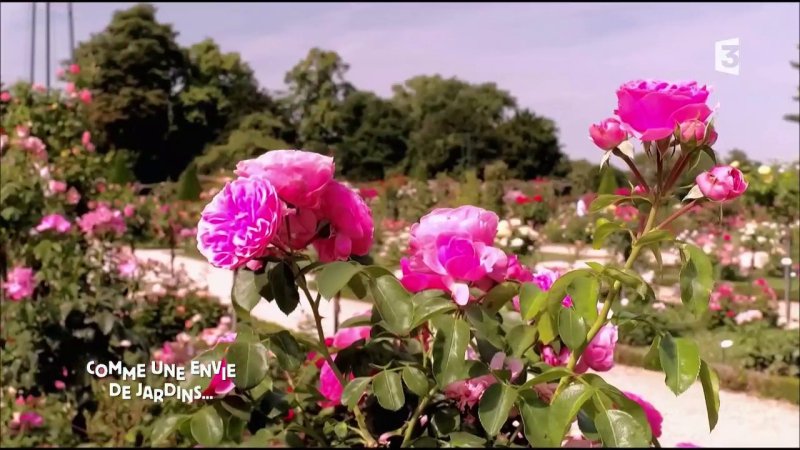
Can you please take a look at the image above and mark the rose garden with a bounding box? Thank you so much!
[2,5,799,448]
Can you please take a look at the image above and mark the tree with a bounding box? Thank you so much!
[496,109,564,179]
[72,4,188,183]
[195,112,290,174]
[392,75,515,177]
[335,91,409,181]
[170,39,273,176]
[283,48,354,152]
[785,44,799,123]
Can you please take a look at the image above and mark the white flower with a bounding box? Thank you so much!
[497,220,512,239]
[720,339,734,349]
[652,302,667,311]
[119,340,132,348]
[734,309,763,325]
[499,237,509,247]
[510,218,522,227]
[510,238,524,248]
[641,270,655,284]
[756,236,767,244]
[757,165,772,175]
[620,298,630,307]
[191,313,202,323]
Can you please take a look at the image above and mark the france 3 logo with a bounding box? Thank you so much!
[715,38,740,76]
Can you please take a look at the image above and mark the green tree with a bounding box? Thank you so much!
[195,112,290,174]
[335,91,409,181]
[785,44,799,123]
[496,109,564,179]
[170,39,273,175]
[283,48,353,152]
[73,3,188,183]
[175,161,202,201]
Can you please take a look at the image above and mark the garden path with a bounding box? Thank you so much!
[135,249,800,448]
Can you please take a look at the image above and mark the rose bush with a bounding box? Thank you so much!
[148,78,740,448]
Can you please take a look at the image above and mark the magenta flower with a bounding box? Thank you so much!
[79,89,92,104]
[616,80,712,141]
[10,411,44,431]
[65,187,81,205]
[695,166,748,202]
[575,323,618,373]
[196,177,283,270]
[312,181,374,262]
[235,150,335,209]
[541,345,571,367]
[123,204,135,218]
[331,323,371,349]
[276,208,319,250]
[444,352,522,411]
[623,392,663,438]
[34,214,71,234]
[201,359,235,397]
[69,64,80,74]
[2,267,36,301]
[77,204,127,237]
[589,118,627,150]
[23,136,47,159]
[0,91,10,102]
[117,256,138,279]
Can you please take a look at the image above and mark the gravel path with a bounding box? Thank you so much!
[136,249,800,448]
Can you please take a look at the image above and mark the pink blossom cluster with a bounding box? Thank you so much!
[77,203,127,237]
[540,323,618,374]
[317,316,372,407]
[444,352,523,411]
[399,206,537,305]
[2,267,36,301]
[33,213,72,234]
[197,150,374,270]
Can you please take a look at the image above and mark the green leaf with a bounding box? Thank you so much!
[506,324,537,358]
[339,313,373,329]
[269,262,300,315]
[220,395,252,420]
[432,408,461,436]
[151,414,186,446]
[226,342,269,390]
[658,333,701,396]
[593,218,625,250]
[232,269,263,311]
[518,282,545,321]
[679,244,713,316]
[269,331,303,371]
[478,383,518,436]
[95,311,116,335]
[518,390,554,447]
[432,316,470,388]
[567,277,599,324]
[558,308,586,350]
[190,407,224,446]
[412,291,456,327]
[699,360,720,431]
[483,281,519,313]
[548,384,595,445]
[636,229,673,248]
[594,409,651,447]
[341,377,372,410]
[643,335,662,370]
[537,310,557,344]
[317,262,362,300]
[590,194,624,213]
[520,367,572,389]
[370,275,413,336]
[448,431,486,447]
[402,367,430,397]
[465,305,504,349]
[546,269,596,305]
[373,370,405,411]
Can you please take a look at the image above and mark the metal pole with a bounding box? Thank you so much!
[45,2,50,90]
[785,235,793,326]
[68,2,75,60]
[30,3,36,83]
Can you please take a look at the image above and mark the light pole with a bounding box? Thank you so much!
[782,256,793,327]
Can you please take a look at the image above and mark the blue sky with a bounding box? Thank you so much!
[2,2,799,163]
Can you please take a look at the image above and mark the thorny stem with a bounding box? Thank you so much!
[400,386,437,447]
[663,151,691,194]
[615,150,649,193]
[300,280,377,447]
[655,199,698,231]
[552,205,659,400]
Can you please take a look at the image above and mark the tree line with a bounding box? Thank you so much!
[63,4,566,183]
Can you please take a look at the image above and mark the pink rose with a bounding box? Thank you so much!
[541,345,571,367]
[589,118,627,150]
[0,91,10,102]
[66,187,81,205]
[319,358,352,407]
[65,82,76,95]
[332,322,371,349]
[235,149,335,209]
[403,206,505,305]
[445,352,522,411]
[69,63,80,74]
[575,323,617,373]
[505,255,534,283]
[123,204,135,218]
[624,392,663,437]
[12,411,44,431]
[615,80,712,141]
[79,89,92,104]
[695,166,748,202]
[23,137,47,159]
[678,119,711,145]
[77,204,127,237]
[47,180,67,194]
[2,267,36,301]
[400,257,448,293]
[196,177,283,270]
[118,257,138,279]
[312,181,374,262]
[54,380,66,390]
[82,131,92,147]
[35,214,72,234]
[202,359,235,397]
[276,208,319,250]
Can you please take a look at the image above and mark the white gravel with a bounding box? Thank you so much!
[136,249,800,448]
